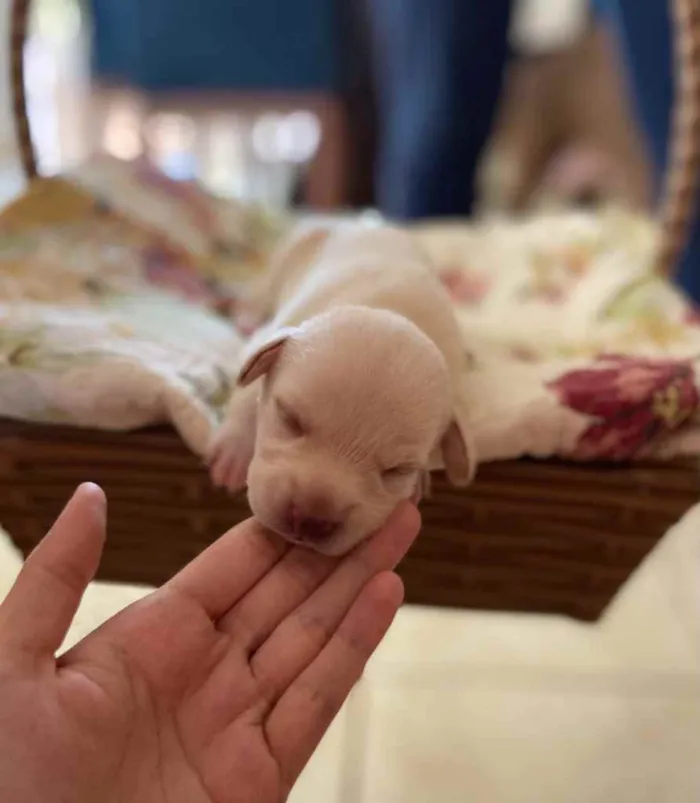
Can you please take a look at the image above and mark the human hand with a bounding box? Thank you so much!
[0,484,420,803]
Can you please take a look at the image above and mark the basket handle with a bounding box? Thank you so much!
[7,0,700,277]
[10,0,37,181]
[657,0,700,276]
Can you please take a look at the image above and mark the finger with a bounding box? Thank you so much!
[165,517,289,619]
[220,502,419,653]
[0,483,106,659]
[218,544,337,651]
[248,502,419,700]
[266,571,404,788]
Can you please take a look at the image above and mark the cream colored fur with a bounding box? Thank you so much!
[208,224,475,555]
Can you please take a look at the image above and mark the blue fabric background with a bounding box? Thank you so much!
[90,0,344,92]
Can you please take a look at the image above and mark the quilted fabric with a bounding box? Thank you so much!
[2,156,700,464]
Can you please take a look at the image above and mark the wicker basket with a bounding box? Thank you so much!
[2,0,700,620]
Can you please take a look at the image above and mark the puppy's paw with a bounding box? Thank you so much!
[207,423,254,494]
[208,380,260,493]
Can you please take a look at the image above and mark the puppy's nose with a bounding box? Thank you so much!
[287,504,339,543]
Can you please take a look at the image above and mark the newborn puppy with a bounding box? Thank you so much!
[534,144,635,211]
[208,224,475,556]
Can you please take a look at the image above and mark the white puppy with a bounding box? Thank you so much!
[208,223,475,556]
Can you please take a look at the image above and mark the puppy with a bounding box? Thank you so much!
[208,224,475,556]
[533,144,634,211]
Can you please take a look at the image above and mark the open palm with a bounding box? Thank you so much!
[0,485,420,803]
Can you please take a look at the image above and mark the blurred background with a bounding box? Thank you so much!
[0,0,653,214]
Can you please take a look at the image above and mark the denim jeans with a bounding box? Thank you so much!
[368,0,512,218]
[368,0,700,301]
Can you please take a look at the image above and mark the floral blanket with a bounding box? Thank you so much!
[0,157,287,453]
[416,214,700,461]
[1,156,700,463]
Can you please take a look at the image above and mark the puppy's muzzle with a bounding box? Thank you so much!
[286,502,341,545]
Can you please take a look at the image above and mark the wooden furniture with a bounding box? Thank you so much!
[3,0,700,620]
[139,89,350,210]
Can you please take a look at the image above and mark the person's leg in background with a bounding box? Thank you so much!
[367,0,513,219]
[597,0,700,303]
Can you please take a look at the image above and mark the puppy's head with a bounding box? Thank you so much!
[238,305,474,556]
[536,145,630,210]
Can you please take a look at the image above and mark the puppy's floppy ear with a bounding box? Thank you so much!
[237,327,296,386]
[440,418,476,487]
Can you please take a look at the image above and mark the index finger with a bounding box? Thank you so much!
[246,502,420,700]
[165,517,290,619]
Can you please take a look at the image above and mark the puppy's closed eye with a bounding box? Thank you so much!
[275,398,306,438]
[381,464,417,483]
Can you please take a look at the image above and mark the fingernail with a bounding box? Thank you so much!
[77,482,107,528]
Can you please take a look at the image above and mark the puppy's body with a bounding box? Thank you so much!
[210,224,474,555]
[249,224,467,382]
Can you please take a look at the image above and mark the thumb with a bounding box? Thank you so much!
[0,483,107,661]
